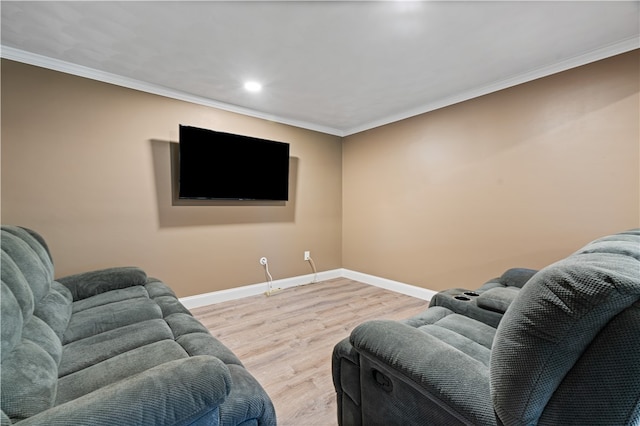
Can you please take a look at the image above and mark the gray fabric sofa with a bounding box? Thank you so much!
[333,229,640,425]
[1,225,276,425]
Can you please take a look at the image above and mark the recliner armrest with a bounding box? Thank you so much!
[350,320,494,425]
[476,287,520,314]
[57,267,148,301]
[429,288,505,327]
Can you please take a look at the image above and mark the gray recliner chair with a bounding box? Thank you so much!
[332,229,640,425]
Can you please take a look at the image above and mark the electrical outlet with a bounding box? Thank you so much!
[304,251,310,261]
[260,257,268,265]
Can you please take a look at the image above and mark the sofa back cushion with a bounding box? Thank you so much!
[1,226,72,421]
[34,281,73,341]
[490,231,640,425]
[1,229,49,324]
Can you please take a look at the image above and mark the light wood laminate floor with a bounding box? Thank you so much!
[190,278,428,426]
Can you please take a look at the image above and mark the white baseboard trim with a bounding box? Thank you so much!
[179,268,436,309]
[341,269,436,301]
[179,269,343,309]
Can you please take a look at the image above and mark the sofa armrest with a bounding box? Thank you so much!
[57,267,148,301]
[428,289,505,327]
[476,287,520,314]
[350,320,493,425]
[16,356,231,426]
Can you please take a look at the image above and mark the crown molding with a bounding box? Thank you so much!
[2,36,637,138]
[0,45,345,137]
[343,37,640,136]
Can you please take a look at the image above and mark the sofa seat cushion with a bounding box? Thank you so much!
[415,313,495,367]
[55,339,190,405]
[402,306,496,369]
[59,319,174,377]
[62,298,163,344]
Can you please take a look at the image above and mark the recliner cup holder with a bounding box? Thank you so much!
[454,295,471,301]
[463,291,480,297]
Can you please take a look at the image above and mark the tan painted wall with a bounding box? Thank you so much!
[1,60,343,297]
[343,50,639,292]
[3,51,638,297]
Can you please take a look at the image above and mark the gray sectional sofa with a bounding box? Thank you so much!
[333,229,640,425]
[1,225,276,425]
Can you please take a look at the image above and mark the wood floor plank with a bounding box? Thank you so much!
[191,278,428,426]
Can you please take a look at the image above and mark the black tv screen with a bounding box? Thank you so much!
[178,125,290,201]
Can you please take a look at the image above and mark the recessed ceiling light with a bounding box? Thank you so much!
[244,81,262,92]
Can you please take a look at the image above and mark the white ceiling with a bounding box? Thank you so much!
[2,1,639,136]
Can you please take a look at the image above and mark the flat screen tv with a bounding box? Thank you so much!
[178,125,290,201]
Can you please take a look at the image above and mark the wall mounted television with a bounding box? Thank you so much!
[178,125,290,201]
